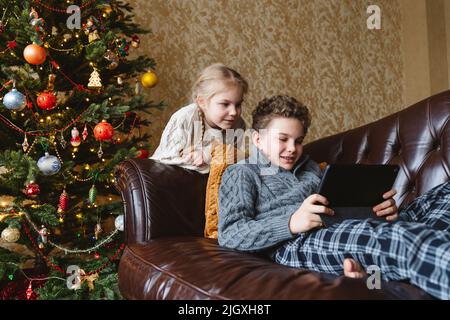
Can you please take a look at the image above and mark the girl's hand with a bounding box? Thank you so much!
[373,189,398,222]
[182,150,205,167]
[289,194,335,234]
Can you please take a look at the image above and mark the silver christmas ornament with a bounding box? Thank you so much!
[1,227,20,243]
[115,215,124,231]
[3,88,26,110]
[37,152,61,175]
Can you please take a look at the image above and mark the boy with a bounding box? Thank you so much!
[218,95,450,299]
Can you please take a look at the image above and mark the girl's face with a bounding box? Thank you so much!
[197,84,243,129]
[252,117,305,171]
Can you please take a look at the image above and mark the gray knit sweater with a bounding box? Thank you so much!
[218,146,323,252]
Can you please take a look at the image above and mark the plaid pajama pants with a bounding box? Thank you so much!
[274,181,450,300]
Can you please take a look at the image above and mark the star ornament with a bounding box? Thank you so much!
[7,40,17,49]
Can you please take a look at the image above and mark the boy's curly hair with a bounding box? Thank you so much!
[251,95,311,135]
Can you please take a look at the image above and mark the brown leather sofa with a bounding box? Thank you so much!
[115,90,450,299]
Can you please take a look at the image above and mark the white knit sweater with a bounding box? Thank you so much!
[150,103,246,174]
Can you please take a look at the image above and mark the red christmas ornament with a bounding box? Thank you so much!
[70,127,81,147]
[7,40,17,49]
[25,182,40,196]
[136,149,150,159]
[57,189,68,213]
[23,44,47,65]
[82,124,88,140]
[26,282,33,300]
[37,92,57,110]
[93,121,114,141]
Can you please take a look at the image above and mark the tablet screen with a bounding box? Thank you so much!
[317,164,400,207]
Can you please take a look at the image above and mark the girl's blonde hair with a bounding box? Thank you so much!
[191,63,248,102]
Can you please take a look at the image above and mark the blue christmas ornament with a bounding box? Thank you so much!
[3,88,26,110]
[37,152,61,175]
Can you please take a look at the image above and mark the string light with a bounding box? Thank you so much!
[22,218,126,275]
[0,105,90,137]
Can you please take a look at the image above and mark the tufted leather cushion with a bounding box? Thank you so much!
[304,90,450,209]
[114,158,208,244]
[115,90,449,300]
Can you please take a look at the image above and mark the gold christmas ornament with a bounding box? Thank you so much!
[101,4,113,15]
[141,70,158,88]
[47,73,56,91]
[0,195,15,208]
[1,226,20,243]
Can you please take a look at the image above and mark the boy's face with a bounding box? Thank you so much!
[252,117,305,171]
[197,84,243,129]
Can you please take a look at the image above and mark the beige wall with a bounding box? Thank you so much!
[447,0,450,81]
[128,0,448,151]
[400,0,430,106]
[400,0,450,106]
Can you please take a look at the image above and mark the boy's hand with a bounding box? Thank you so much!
[182,150,205,167]
[289,194,334,234]
[373,189,398,222]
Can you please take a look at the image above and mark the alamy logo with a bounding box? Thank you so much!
[366,265,381,289]
[367,5,381,30]
[66,265,81,289]
[66,5,81,30]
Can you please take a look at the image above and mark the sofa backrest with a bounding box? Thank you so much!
[115,158,208,243]
[304,90,450,209]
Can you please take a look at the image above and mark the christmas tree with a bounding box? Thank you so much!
[0,0,163,299]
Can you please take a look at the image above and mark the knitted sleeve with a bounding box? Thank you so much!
[150,112,189,165]
[218,165,296,252]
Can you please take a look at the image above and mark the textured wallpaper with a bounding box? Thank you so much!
[129,0,404,150]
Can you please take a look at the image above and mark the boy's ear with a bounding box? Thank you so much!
[252,130,260,148]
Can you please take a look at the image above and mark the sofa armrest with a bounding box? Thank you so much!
[114,159,209,244]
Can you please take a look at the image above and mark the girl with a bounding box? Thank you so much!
[150,63,248,173]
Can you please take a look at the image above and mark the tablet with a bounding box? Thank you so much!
[317,164,400,227]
